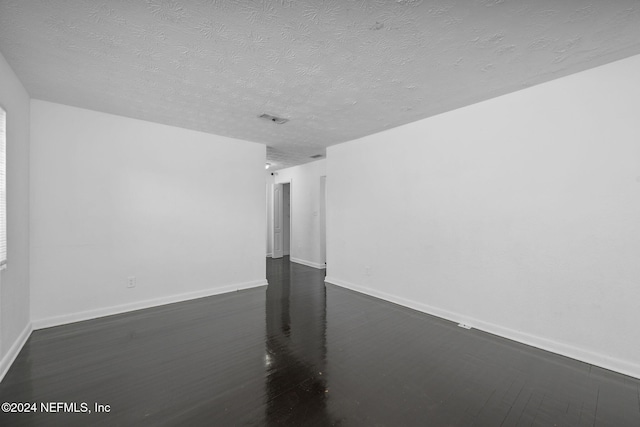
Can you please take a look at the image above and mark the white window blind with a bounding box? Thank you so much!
[0,106,6,269]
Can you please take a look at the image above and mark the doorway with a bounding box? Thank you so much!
[320,176,326,267]
[272,181,291,259]
[282,183,290,256]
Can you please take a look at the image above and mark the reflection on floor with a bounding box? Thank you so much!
[1,256,639,426]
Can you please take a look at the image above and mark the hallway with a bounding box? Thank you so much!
[0,257,639,426]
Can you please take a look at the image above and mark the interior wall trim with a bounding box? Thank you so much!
[32,279,268,330]
[0,323,32,383]
[290,257,326,270]
[324,276,640,381]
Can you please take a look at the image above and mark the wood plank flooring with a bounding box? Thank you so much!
[1,256,639,426]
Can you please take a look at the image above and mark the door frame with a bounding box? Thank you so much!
[271,179,292,259]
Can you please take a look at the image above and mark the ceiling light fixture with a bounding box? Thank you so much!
[259,113,289,124]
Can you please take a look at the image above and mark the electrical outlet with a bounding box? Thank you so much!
[457,323,471,330]
[127,276,136,288]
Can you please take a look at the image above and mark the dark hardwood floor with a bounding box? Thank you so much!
[1,257,639,426]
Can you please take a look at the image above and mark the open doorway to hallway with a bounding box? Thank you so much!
[320,176,326,268]
[271,181,291,259]
[282,183,290,257]
[268,163,327,271]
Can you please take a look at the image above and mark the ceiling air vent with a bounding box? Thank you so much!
[259,113,288,124]
[310,154,323,159]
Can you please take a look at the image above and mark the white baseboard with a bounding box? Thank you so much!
[325,276,640,380]
[0,323,32,383]
[290,257,326,269]
[266,253,272,257]
[33,279,268,330]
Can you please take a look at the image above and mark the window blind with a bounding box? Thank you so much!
[0,106,6,269]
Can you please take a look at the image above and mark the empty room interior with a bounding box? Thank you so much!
[1,1,640,426]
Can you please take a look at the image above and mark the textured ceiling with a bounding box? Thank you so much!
[1,1,640,170]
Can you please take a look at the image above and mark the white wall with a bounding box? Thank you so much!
[326,54,640,379]
[30,100,266,327]
[0,51,31,379]
[272,160,326,269]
